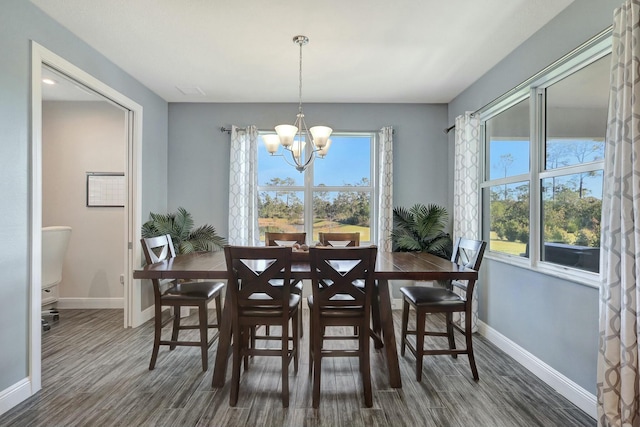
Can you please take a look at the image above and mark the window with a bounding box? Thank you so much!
[484,98,531,257]
[480,33,610,281]
[257,132,376,244]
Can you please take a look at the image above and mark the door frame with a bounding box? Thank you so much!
[30,42,144,393]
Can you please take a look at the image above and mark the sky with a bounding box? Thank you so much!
[489,139,604,197]
[257,134,372,187]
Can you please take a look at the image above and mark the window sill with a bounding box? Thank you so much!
[485,252,600,289]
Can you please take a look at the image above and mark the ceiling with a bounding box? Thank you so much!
[32,0,574,104]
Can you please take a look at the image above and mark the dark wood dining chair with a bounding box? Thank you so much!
[264,232,306,337]
[399,237,487,381]
[318,231,380,339]
[318,231,360,247]
[265,232,306,247]
[224,245,299,407]
[308,245,377,408]
[141,234,225,371]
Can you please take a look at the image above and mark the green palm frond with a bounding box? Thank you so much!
[391,203,452,259]
[142,207,227,254]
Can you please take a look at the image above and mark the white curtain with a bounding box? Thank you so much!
[453,112,481,332]
[377,126,394,252]
[453,112,480,241]
[597,2,640,425]
[228,125,259,246]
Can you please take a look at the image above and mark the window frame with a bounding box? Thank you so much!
[478,28,612,288]
[257,130,378,245]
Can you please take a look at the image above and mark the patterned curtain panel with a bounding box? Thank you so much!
[453,113,481,332]
[377,126,393,252]
[453,112,480,241]
[228,125,259,246]
[597,2,640,425]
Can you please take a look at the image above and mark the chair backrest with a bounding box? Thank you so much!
[265,232,306,247]
[450,237,487,297]
[141,234,178,298]
[141,234,177,264]
[224,245,293,312]
[318,232,360,247]
[42,226,72,287]
[309,246,377,309]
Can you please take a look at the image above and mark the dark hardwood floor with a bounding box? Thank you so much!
[0,309,594,426]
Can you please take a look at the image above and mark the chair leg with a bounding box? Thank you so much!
[371,284,381,336]
[400,299,409,357]
[230,320,241,406]
[243,327,250,370]
[292,310,299,373]
[250,326,256,362]
[308,307,314,376]
[446,312,457,358]
[415,309,426,382]
[361,317,372,407]
[198,303,208,371]
[282,319,290,408]
[149,306,163,370]
[215,294,222,328]
[465,310,479,381]
[299,302,304,339]
[312,318,323,409]
[170,307,181,350]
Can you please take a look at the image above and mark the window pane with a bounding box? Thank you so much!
[314,135,371,186]
[258,134,303,186]
[486,98,530,180]
[545,55,609,170]
[487,182,529,256]
[541,172,602,272]
[312,190,371,243]
[258,190,304,241]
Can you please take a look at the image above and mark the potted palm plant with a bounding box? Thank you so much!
[141,207,227,254]
[391,203,453,260]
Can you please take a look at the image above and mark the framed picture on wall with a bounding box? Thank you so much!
[86,172,125,207]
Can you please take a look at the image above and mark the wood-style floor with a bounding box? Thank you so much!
[0,309,594,427]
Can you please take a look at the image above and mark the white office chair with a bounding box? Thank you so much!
[42,226,72,331]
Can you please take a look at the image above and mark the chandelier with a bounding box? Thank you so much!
[262,35,332,172]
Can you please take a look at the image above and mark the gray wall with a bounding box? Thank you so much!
[448,0,619,393]
[0,0,168,392]
[167,103,448,239]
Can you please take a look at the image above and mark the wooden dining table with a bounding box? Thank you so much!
[133,249,479,389]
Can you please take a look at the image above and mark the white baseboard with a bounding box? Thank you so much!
[0,378,32,417]
[477,321,596,419]
[56,297,123,309]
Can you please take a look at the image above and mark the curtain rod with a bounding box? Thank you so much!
[220,126,395,134]
[443,112,477,134]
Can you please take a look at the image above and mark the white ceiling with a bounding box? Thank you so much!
[31,0,574,104]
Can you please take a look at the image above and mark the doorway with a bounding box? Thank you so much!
[30,42,145,394]
[41,65,127,314]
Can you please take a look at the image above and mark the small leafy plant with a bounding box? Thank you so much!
[141,207,226,254]
[391,203,453,260]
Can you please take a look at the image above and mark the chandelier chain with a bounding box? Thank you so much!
[298,38,303,113]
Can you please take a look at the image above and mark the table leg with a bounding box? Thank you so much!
[211,285,233,387]
[377,279,402,388]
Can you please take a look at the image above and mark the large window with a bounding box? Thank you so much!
[257,132,376,244]
[481,35,610,281]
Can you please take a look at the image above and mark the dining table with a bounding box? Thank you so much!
[133,249,479,389]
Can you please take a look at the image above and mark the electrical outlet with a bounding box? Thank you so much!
[120,274,124,285]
